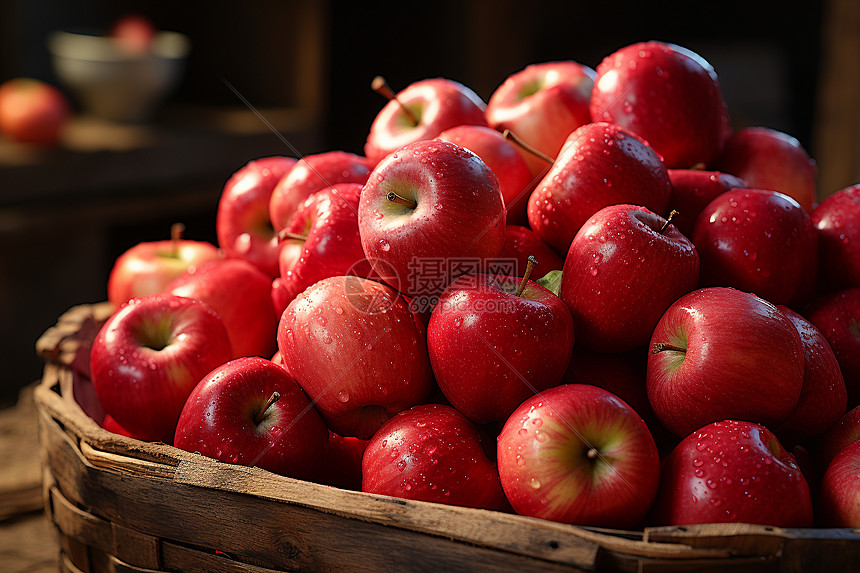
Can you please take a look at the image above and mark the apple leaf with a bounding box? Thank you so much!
[535,270,562,297]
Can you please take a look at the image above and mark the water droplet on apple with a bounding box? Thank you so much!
[337,391,349,403]
[529,478,542,489]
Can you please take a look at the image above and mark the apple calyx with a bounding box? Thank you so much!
[515,255,539,297]
[386,191,418,209]
[651,342,686,354]
[659,210,680,234]
[372,76,419,127]
[586,447,600,460]
[502,129,554,165]
[253,391,281,426]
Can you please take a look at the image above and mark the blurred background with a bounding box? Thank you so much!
[1,0,858,405]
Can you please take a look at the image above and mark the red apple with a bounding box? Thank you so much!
[816,405,860,470]
[362,404,508,510]
[0,78,69,145]
[277,275,433,439]
[485,60,596,179]
[666,169,746,237]
[488,225,564,278]
[101,414,134,438]
[268,151,374,232]
[321,431,368,491]
[167,258,279,359]
[527,122,672,254]
[590,41,730,168]
[805,288,860,407]
[715,127,818,212]
[436,124,534,225]
[497,384,660,527]
[812,184,860,290]
[774,306,847,446]
[647,287,805,437]
[90,294,233,443]
[110,13,157,55]
[173,356,329,481]
[358,139,506,300]
[692,188,818,308]
[364,77,488,165]
[216,156,296,277]
[818,439,860,527]
[561,204,699,352]
[274,183,374,314]
[427,270,575,424]
[651,419,813,527]
[107,224,221,306]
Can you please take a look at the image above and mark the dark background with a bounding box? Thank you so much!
[0,0,849,404]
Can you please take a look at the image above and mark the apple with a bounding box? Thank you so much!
[427,266,575,424]
[666,169,746,237]
[167,258,279,359]
[650,419,814,527]
[560,204,699,352]
[321,431,368,491]
[804,288,860,408]
[0,78,69,145]
[274,183,375,314]
[110,13,157,55]
[589,41,730,168]
[174,356,329,481]
[107,223,221,306]
[485,60,596,179]
[714,127,818,212]
[773,305,847,447]
[818,439,860,527]
[362,403,509,510]
[816,405,860,471]
[277,275,433,439]
[101,414,134,438]
[216,156,297,277]
[268,151,374,232]
[364,77,488,164]
[487,224,564,277]
[691,188,818,308]
[497,384,660,527]
[358,139,506,300]
[436,124,534,225]
[647,287,805,437]
[812,184,860,290]
[90,294,233,443]
[527,122,672,255]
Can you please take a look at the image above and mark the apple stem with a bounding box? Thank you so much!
[372,76,419,127]
[502,129,554,164]
[659,210,680,234]
[277,229,308,242]
[170,222,185,258]
[515,255,539,297]
[586,447,599,460]
[652,342,686,354]
[386,191,418,209]
[253,391,281,426]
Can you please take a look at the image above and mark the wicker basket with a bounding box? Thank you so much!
[34,303,860,572]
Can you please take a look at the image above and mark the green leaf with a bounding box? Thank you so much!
[535,270,563,297]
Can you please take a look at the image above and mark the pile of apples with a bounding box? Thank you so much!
[89,40,860,530]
